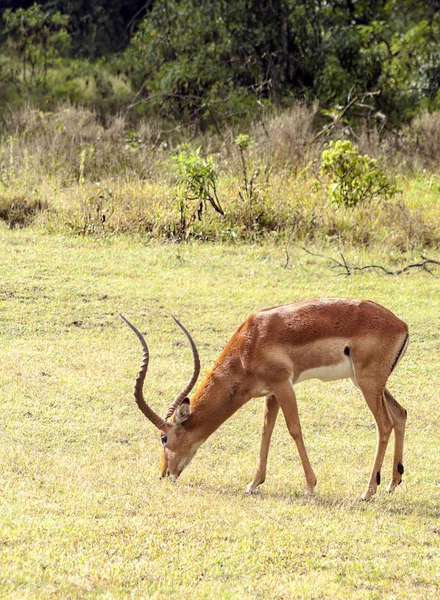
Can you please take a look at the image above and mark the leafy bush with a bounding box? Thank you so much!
[320,140,399,207]
[172,146,224,239]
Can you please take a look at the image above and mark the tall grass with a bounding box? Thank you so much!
[0,103,439,249]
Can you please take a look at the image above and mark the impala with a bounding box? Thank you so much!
[120,298,409,500]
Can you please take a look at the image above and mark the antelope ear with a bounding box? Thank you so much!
[174,398,190,425]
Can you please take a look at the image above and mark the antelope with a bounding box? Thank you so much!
[120,298,409,500]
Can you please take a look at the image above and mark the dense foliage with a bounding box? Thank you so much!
[1,1,440,126]
[320,140,399,207]
[3,4,70,90]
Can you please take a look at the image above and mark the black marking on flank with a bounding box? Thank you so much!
[390,333,409,374]
[397,462,404,475]
[376,471,381,485]
[404,409,408,416]
[344,346,350,356]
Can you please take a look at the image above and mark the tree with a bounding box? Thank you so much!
[3,3,70,90]
[43,0,149,58]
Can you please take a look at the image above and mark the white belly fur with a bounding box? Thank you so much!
[296,358,354,384]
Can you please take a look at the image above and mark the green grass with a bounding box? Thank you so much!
[1,228,439,599]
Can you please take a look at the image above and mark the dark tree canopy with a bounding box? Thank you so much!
[1,0,149,56]
[1,0,440,125]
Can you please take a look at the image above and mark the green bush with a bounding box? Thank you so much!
[172,146,224,239]
[320,140,399,207]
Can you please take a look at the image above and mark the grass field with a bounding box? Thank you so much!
[1,228,439,599]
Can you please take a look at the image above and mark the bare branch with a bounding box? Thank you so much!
[301,247,440,277]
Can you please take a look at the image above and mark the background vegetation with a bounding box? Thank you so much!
[0,2,440,249]
[1,101,439,249]
[3,1,440,124]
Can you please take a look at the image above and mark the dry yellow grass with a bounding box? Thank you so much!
[1,105,440,248]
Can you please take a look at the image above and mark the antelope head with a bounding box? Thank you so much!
[120,314,201,480]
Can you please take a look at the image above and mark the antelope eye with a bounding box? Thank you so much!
[160,434,168,446]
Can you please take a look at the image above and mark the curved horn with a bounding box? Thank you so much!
[165,315,201,420]
[120,314,167,430]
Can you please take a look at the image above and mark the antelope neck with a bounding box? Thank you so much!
[184,369,250,440]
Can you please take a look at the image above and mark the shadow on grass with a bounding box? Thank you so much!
[181,479,439,519]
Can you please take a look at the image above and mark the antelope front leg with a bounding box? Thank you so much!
[246,394,280,494]
[272,380,317,496]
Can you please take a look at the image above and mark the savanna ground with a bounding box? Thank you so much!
[1,228,439,599]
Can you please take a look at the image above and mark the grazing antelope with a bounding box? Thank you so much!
[120,298,409,500]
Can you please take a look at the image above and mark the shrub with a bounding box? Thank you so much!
[172,146,224,239]
[235,134,254,204]
[320,140,399,207]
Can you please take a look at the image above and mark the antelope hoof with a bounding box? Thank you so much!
[360,486,377,501]
[245,481,261,494]
[305,487,316,498]
[386,479,402,493]
[305,476,317,497]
